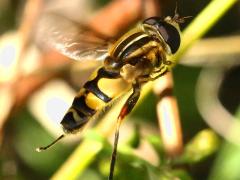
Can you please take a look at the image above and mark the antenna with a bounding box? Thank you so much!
[36,134,65,152]
[173,1,192,24]
[174,1,179,17]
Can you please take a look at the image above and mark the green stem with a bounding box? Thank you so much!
[173,0,238,61]
[51,0,238,179]
[52,139,104,180]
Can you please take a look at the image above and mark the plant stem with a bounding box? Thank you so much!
[173,0,238,61]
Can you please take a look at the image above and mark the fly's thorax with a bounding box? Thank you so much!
[108,26,143,58]
[108,25,161,61]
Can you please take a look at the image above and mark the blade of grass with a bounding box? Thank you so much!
[51,133,105,180]
[51,0,238,179]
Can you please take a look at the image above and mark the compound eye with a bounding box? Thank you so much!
[143,17,180,54]
[143,17,163,26]
[157,22,180,54]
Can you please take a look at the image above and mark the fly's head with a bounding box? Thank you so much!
[142,8,190,56]
[142,16,181,56]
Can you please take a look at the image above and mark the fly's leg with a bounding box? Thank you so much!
[137,69,169,83]
[149,69,169,81]
[108,82,141,180]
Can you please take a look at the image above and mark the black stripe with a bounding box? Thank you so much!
[84,68,119,103]
[113,32,144,58]
[61,111,75,131]
[74,108,89,123]
[72,96,96,116]
[119,36,153,59]
[98,67,120,78]
[84,81,112,103]
[60,110,88,132]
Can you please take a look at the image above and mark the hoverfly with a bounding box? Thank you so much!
[36,3,186,179]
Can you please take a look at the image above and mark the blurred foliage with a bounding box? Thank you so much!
[0,0,240,180]
[209,109,240,180]
[2,108,74,179]
[0,0,18,33]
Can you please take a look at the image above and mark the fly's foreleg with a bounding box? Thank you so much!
[109,82,141,180]
[137,68,169,83]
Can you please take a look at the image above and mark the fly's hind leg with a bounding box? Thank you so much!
[108,82,141,180]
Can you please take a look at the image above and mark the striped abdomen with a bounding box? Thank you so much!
[61,67,130,133]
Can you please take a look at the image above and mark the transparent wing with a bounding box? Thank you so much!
[35,12,111,61]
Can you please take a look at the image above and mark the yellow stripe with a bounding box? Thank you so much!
[68,108,82,122]
[85,92,106,110]
[109,26,143,55]
[97,78,130,99]
[125,40,159,60]
[116,33,149,58]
